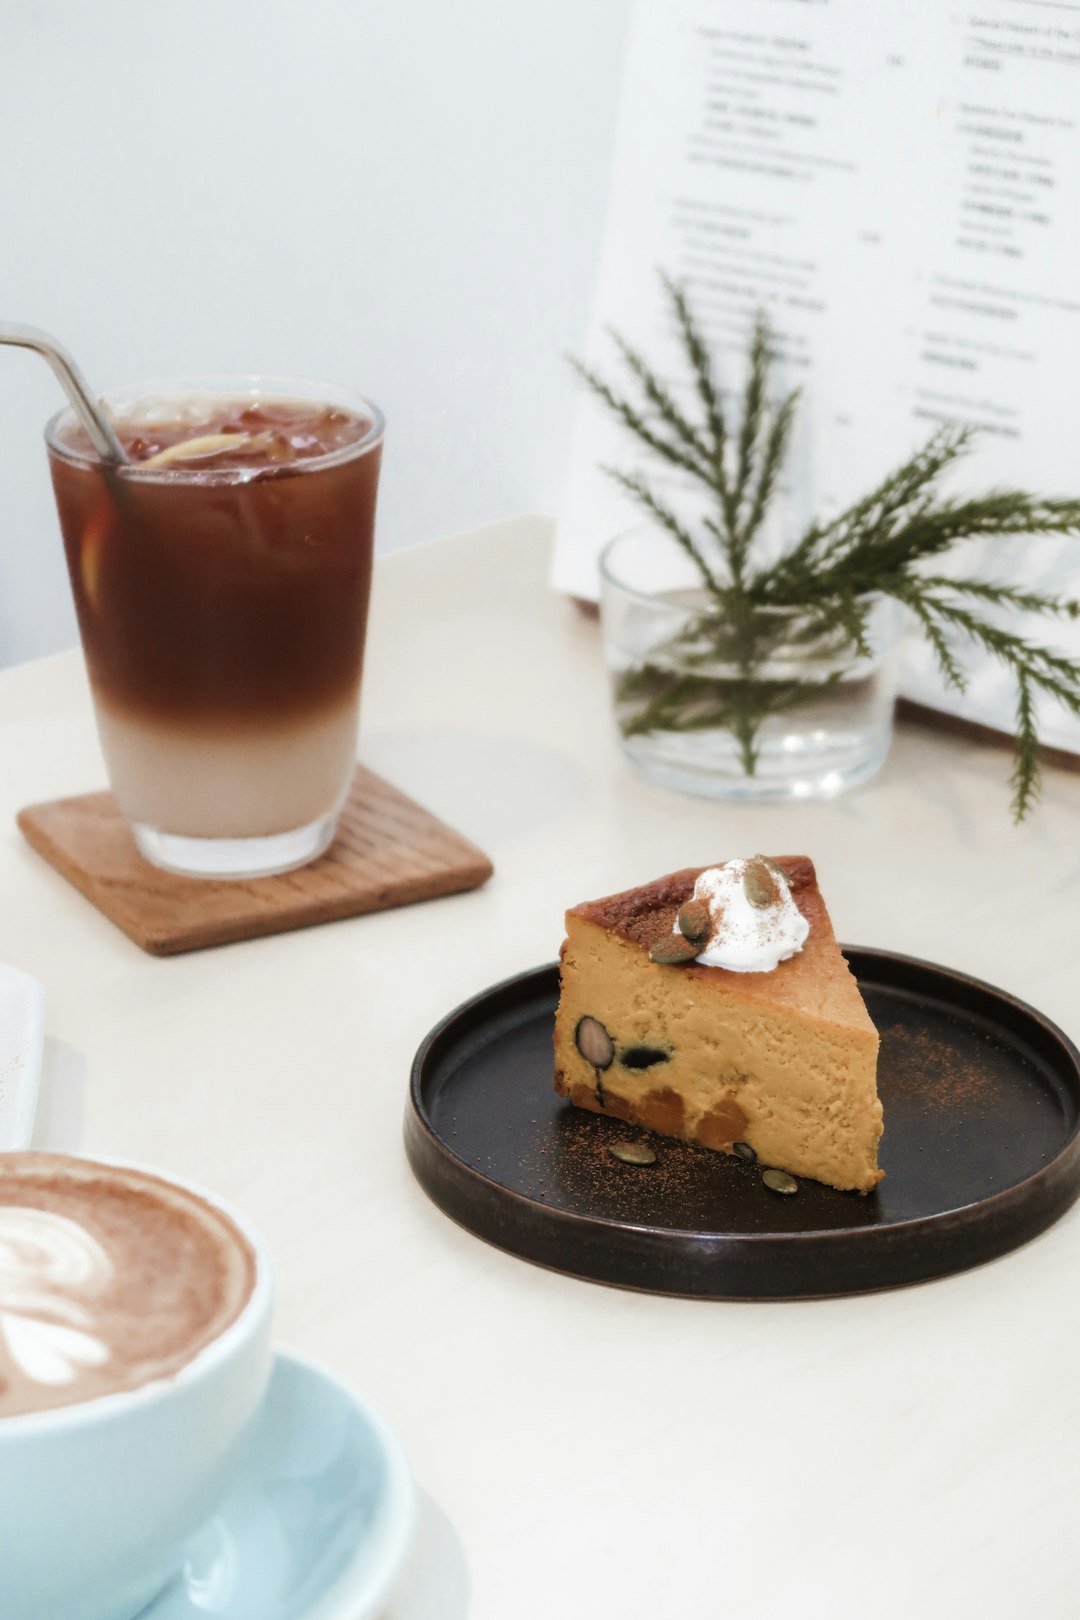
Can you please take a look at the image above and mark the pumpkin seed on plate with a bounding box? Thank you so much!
[609,1142,657,1166]
[762,1168,798,1195]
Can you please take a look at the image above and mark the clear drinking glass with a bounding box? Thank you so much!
[599,526,904,802]
[46,376,383,878]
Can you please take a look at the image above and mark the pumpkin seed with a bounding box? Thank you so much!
[619,1046,669,1070]
[762,1168,798,1195]
[575,1016,614,1070]
[609,1142,657,1166]
[677,899,711,942]
[742,860,779,910]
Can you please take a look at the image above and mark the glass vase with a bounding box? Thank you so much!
[599,527,904,802]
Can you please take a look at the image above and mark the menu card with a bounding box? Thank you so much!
[557,0,1080,750]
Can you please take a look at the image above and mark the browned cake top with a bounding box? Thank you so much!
[569,856,818,947]
[565,857,871,1026]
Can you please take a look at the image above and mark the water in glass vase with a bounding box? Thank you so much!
[604,585,903,802]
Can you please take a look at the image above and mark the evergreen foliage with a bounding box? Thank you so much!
[572,276,1080,818]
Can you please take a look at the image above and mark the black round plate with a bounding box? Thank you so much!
[404,949,1080,1298]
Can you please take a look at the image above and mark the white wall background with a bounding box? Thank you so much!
[0,0,631,667]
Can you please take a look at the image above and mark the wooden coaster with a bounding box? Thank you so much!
[17,766,494,956]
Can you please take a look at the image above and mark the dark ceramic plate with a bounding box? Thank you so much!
[404,950,1080,1298]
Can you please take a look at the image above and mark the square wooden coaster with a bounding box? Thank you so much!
[17,766,494,956]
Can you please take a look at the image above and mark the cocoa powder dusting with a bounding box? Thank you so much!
[881,1023,1001,1113]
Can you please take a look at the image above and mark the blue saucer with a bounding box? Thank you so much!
[145,1348,416,1620]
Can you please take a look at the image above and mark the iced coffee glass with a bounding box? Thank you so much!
[46,377,383,879]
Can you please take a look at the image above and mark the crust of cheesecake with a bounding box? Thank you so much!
[553,857,884,1194]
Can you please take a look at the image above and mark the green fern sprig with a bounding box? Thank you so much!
[574,273,1080,818]
[600,465,725,596]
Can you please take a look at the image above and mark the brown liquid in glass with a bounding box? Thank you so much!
[49,400,381,729]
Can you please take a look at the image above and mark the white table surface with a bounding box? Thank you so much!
[3,514,1080,1620]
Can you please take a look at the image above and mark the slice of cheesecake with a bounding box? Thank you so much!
[553,857,883,1194]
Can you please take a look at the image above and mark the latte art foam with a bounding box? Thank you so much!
[0,1209,112,1387]
[0,1156,256,1419]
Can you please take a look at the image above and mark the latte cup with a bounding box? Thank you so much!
[0,1155,273,1620]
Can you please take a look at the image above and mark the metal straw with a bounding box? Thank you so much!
[0,322,127,463]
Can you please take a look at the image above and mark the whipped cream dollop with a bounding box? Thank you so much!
[678,857,809,973]
[0,1208,112,1386]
